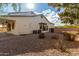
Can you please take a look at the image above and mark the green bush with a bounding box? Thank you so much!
[63,25,79,28]
[55,25,79,28]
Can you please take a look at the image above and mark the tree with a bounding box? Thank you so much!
[0,3,8,12]
[11,3,22,12]
[0,3,22,30]
[0,3,22,12]
[48,3,79,25]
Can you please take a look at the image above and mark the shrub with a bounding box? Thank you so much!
[38,33,45,39]
[63,32,72,41]
[63,32,75,41]
[63,25,79,28]
[55,25,79,28]
[74,33,79,42]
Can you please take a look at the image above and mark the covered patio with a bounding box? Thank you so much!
[0,17,15,32]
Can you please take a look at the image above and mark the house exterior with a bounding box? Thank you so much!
[0,11,54,35]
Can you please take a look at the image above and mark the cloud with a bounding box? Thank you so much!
[34,9,65,26]
[42,9,61,23]
[42,9,51,15]
[33,11,42,15]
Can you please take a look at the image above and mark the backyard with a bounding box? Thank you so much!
[0,32,79,56]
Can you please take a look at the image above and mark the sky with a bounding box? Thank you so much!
[2,3,64,13]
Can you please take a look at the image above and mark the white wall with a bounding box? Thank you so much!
[5,15,53,35]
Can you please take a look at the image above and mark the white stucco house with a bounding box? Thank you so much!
[0,11,54,35]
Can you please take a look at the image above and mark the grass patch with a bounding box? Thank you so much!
[55,25,79,28]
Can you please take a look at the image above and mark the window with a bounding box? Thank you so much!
[39,22,48,31]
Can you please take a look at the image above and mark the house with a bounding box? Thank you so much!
[0,11,54,35]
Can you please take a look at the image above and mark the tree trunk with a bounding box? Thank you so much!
[18,3,21,12]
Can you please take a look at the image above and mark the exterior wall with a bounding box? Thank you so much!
[5,16,53,35]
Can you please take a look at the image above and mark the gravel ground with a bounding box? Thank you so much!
[0,32,79,56]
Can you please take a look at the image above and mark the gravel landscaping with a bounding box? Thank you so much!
[0,32,79,56]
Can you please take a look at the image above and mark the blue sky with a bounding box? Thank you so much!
[29,3,56,12]
[2,3,64,14]
[5,3,55,12]
[32,3,64,13]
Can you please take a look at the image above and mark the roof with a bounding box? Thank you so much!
[8,11,40,17]
[0,11,54,25]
